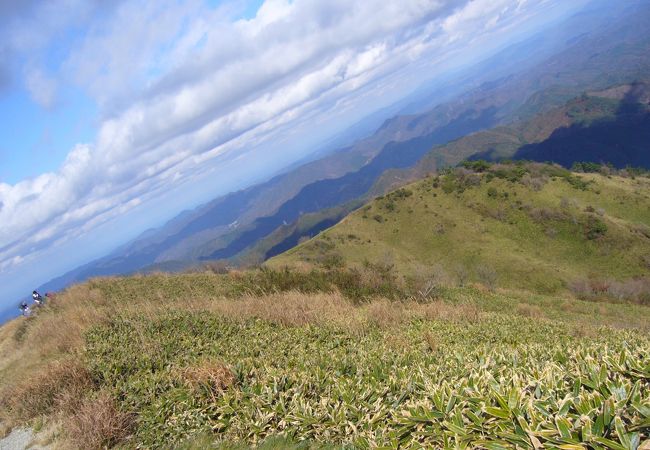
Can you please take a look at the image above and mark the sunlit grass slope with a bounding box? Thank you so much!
[0,265,648,448]
[270,162,650,296]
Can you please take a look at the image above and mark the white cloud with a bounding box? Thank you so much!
[25,67,58,108]
[0,0,574,282]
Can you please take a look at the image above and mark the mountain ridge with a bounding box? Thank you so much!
[269,161,650,295]
[35,0,650,296]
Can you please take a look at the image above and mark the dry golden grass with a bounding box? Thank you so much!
[205,291,358,328]
[423,332,438,353]
[571,323,599,339]
[363,299,409,328]
[516,303,545,318]
[178,361,237,403]
[0,421,10,438]
[416,300,481,323]
[0,359,92,425]
[63,392,134,450]
[0,319,24,380]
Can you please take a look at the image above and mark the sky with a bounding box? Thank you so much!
[0,0,592,312]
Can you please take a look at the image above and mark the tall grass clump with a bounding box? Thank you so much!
[570,277,650,305]
[0,359,92,423]
[64,392,135,449]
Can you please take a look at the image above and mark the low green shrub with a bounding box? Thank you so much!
[83,311,650,448]
[585,215,608,240]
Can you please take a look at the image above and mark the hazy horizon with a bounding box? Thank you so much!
[0,0,600,315]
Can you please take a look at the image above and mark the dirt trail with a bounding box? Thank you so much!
[0,427,50,450]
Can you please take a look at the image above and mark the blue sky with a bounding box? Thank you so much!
[0,0,264,184]
[0,86,96,183]
[0,0,593,311]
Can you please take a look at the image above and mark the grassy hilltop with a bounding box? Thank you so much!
[0,270,648,449]
[270,162,650,297]
[0,163,649,449]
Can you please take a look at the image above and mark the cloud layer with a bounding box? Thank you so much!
[0,0,570,285]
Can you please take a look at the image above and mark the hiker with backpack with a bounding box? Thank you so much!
[19,301,31,317]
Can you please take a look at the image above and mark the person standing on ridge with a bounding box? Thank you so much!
[19,301,31,317]
[32,290,43,306]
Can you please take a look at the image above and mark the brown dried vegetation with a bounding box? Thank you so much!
[64,392,135,450]
[0,359,92,423]
[178,362,237,402]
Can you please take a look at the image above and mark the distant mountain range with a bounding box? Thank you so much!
[37,0,650,294]
[382,82,650,187]
[244,82,650,266]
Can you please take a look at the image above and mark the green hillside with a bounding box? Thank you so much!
[270,162,650,296]
[1,267,648,448]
